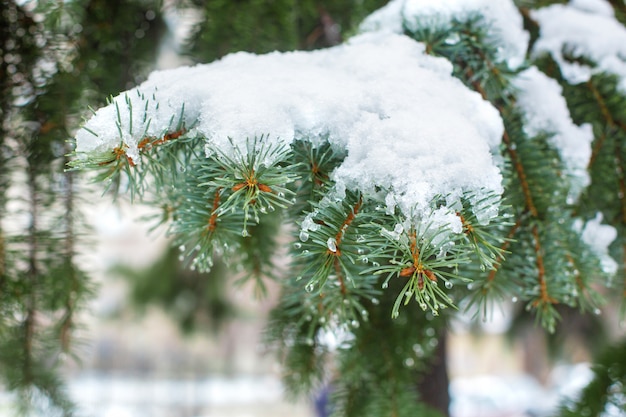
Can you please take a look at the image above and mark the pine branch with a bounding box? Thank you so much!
[203,136,299,234]
[290,140,343,216]
[370,210,478,318]
[65,3,626,415]
[406,13,619,331]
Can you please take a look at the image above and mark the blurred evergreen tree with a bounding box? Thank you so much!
[115,246,235,334]
[0,0,164,414]
[555,337,626,416]
[184,0,389,62]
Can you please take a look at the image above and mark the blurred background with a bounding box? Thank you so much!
[1,1,624,416]
[3,197,621,417]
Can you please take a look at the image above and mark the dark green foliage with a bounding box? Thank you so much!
[118,247,234,333]
[188,0,300,60]
[186,0,390,62]
[267,271,448,416]
[290,139,346,216]
[69,0,166,94]
[606,0,626,25]
[329,284,448,417]
[0,0,167,413]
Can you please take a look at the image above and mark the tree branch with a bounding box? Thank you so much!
[532,226,557,306]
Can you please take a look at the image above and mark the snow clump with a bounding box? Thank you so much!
[511,66,594,201]
[360,0,529,69]
[75,32,504,229]
[532,2,626,92]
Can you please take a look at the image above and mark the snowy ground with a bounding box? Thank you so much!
[0,373,313,417]
[0,365,598,417]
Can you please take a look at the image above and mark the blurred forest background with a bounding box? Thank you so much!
[1,0,625,416]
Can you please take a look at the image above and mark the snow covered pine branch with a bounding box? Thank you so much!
[71,31,508,319]
[70,0,624,414]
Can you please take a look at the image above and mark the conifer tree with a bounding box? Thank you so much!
[68,0,626,416]
[0,0,164,414]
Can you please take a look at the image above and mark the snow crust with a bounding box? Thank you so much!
[360,0,529,69]
[76,32,504,225]
[532,3,626,92]
[511,67,593,200]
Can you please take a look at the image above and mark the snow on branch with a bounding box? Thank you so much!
[360,0,529,69]
[532,1,626,92]
[511,66,594,201]
[75,32,504,227]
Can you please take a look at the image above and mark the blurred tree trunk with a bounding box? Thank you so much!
[417,331,450,417]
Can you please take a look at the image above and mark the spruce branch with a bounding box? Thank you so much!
[404,13,620,331]
[371,214,473,318]
[167,178,238,273]
[470,215,522,299]
[455,192,511,269]
[290,140,346,221]
[296,192,363,292]
[233,213,283,297]
[203,136,299,234]
[293,192,380,327]
[67,93,195,200]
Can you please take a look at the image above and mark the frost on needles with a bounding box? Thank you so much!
[73,32,507,317]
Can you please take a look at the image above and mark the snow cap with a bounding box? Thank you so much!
[361,0,529,69]
[532,2,626,92]
[75,32,504,227]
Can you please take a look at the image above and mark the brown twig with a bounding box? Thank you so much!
[487,217,523,283]
[328,196,363,295]
[207,188,223,233]
[464,65,538,217]
[332,196,363,254]
[532,226,557,306]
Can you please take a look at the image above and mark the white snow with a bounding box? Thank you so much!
[511,66,593,200]
[574,213,618,275]
[75,32,504,227]
[359,0,405,34]
[532,3,626,92]
[569,0,615,17]
[360,0,529,69]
